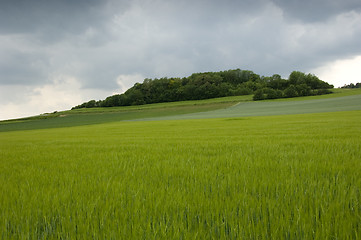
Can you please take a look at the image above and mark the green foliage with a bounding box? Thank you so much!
[253,89,266,100]
[1,111,360,238]
[284,85,299,98]
[254,87,286,100]
[289,71,333,89]
[252,71,333,101]
[296,84,312,96]
[341,82,361,88]
[73,69,333,109]
[314,88,333,95]
[266,74,289,90]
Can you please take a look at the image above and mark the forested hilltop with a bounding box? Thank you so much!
[73,69,333,109]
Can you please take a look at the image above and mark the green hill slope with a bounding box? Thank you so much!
[143,93,361,121]
[0,96,248,132]
[1,88,360,132]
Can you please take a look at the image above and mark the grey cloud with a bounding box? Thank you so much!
[0,0,129,45]
[0,48,50,85]
[1,0,96,33]
[271,0,361,22]
[82,0,361,83]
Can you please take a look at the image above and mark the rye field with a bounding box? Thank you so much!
[0,89,360,239]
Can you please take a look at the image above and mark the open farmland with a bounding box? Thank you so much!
[0,95,249,132]
[140,92,361,121]
[0,90,361,239]
[1,88,361,132]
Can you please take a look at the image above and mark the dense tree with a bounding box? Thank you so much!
[253,89,266,101]
[284,85,298,98]
[267,75,289,90]
[341,82,361,88]
[252,88,283,100]
[289,71,333,89]
[296,84,312,96]
[72,69,334,109]
[266,88,283,99]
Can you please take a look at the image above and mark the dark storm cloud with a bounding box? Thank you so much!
[1,0,104,34]
[1,0,361,84]
[0,0,134,49]
[0,0,122,86]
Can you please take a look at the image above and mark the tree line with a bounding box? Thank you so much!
[341,82,361,89]
[72,69,334,109]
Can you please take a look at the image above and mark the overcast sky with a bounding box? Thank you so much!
[1,0,361,120]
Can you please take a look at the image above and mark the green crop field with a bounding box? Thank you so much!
[141,92,361,121]
[1,88,361,132]
[0,89,360,239]
[0,95,249,132]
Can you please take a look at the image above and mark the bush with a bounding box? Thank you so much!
[253,89,265,101]
[284,85,298,98]
[314,89,333,95]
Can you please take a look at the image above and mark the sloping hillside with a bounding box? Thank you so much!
[1,88,360,132]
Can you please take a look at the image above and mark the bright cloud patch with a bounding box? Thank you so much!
[0,76,111,120]
[116,74,145,94]
[313,55,361,87]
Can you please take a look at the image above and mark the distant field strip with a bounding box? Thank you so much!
[1,89,360,132]
[0,102,235,132]
[141,94,361,121]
